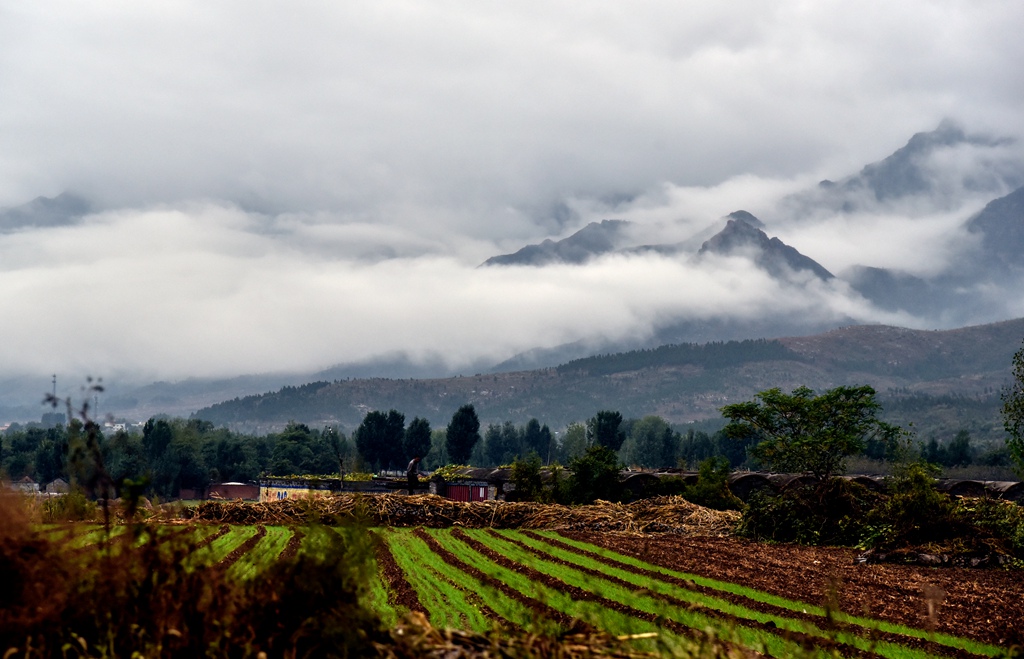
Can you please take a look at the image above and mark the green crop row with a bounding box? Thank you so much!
[377,528,1004,659]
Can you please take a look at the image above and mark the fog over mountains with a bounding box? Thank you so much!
[2,122,1023,423]
[481,122,1024,368]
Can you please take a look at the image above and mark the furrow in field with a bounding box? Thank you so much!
[564,532,1023,649]
[370,530,425,615]
[518,531,991,659]
[551,532,1005,659]
[278,527,304,561]
[219,525,267,569]
[411,527,579,634]
[185,525,258,568]
[193,524,231,550]
[227,526,291,580]
[457,528,894,659]
[448,529,713,644]
[386,528,502,631]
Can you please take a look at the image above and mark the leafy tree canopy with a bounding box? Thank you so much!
[721,385,901,483]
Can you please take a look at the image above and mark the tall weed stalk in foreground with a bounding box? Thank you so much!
[0,494,385,658]
[3,381,385,658]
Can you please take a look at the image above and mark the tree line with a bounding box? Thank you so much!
[3,380,1018,501]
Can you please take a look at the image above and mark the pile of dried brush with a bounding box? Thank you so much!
[180,494,739,536]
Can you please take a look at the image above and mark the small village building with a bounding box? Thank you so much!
[44,478,70,494]
[5,476,38,493]
[258,476,395,502]
[206,482,260,501]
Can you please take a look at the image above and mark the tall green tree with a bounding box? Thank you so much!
[721,385,900,483]
[567,445,622,504]
[558,422,588,463]
[484,421,522,466]
[621,416,678,468]
[446,404,480,465]
[587,410,626,451]
[523,418,553,463]
[354,410,405,471]
[946,430,973,468]
[403,417,432,462]
[1003,340,1024,477]
[270,422,316,475]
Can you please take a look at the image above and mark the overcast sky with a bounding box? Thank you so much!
[1,1,1022,382]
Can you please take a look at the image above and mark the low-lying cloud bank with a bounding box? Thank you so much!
[0,183,1000,383]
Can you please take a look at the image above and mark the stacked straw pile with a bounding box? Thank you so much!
[180,493,739,536]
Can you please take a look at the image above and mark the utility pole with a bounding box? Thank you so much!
[52,374,57,400]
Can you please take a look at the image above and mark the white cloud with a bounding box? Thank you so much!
[0,0,1021,381]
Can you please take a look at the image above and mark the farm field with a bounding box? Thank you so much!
[49,522,1020,657]
[374,528,1019,658]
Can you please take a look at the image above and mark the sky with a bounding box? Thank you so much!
[1,1,1023,383]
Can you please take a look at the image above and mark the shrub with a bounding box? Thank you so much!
[861,462,965,550]
[507,452,546,502]
[957,497,1024,558]
[567,445,622,504]
[682,457,743,511]
[40,488,96,522]
[738,478,880,545]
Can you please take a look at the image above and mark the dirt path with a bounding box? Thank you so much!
[561,532,1024,647]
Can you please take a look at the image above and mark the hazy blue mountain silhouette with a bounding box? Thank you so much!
[0,192,92,232]
[698,213,833,281]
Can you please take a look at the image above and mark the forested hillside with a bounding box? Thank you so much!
[192,319,1024,443]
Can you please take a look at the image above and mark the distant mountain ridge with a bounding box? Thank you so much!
[192,316,1024,444]
[783,120,1023,214]
[482,123,1024,335]
[481,219,630,266]
[0,192,92,232]
[698,214,833,281]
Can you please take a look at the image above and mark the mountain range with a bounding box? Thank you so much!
[190,317,1024,442]
[480,122,1024,367]
[2,122,1022,428]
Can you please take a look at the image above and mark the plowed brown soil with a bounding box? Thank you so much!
[562,532,1024,648]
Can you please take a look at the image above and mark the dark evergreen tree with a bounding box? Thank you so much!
[403,417,432,463]
[270,422,316,475]
[945,430,973,467]
[484,420,522,466]
[567,445,622,504]
[679,429,715,469]
[587,410,626,451]
[523,418,552,462]
[354,410,405,470]
[446,404,480,465]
